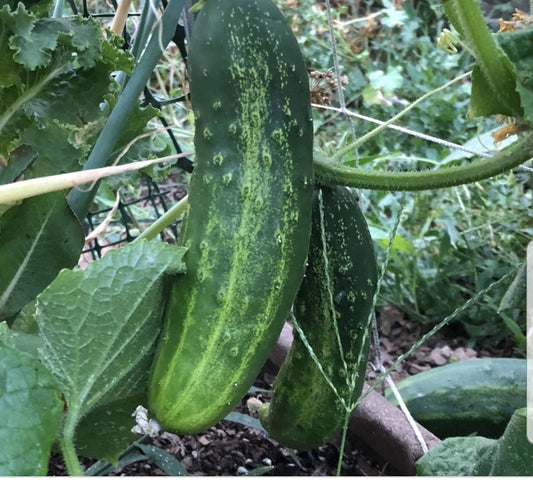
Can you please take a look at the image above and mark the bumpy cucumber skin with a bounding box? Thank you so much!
[148,0,313,434]
[259,186,378,450]
[385,358,527,438]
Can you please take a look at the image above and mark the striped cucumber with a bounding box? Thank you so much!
[386,358,527,438]
[148,0,313,434]
[259,186,378,450]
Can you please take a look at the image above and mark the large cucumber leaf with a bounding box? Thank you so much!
[415,436,495,476]
[473,409,533,475]
[35,240,185,423]
[0,341,63,475]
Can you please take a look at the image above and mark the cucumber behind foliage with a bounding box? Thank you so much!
[260,186,378,450]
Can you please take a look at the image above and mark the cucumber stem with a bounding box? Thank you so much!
[134,194,189,242]
[442,0,522,117]
[314,131,533,191]
[60,414,84,476]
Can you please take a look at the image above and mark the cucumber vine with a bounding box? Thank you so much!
[311,0,533,191]
[314,131,533,191]
[442,0,522,117]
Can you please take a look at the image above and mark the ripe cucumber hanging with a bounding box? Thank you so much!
[259,186,378,450]
[148,0,314,434]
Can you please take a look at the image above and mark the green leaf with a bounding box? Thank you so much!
[416,435,495,476]
[20,121,86,178]
[10,17,70,69]
[36,240,185,422]
[224,411,266,433]
[243,466,274,476]
[75,392,148,463]
[84,449,150,476]
[443,0,522,118]
[0,144,36,185]
[469,65,510,118]
[0,321,42,359]
[0,7,133,163]
[0,192,84,321]
[416,409,533,476]
[496,28,533,125]
[136,444,189,476]
[474,408,533,475]
[370,227,414,255]
[0,341,63,475]
[367,66,404,93]
[499,261,526,312]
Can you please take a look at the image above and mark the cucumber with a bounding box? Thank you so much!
[386,358,527,439]
[259,186,378,450]
[148,0,313,434]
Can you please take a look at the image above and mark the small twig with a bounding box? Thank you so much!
[0,153,192,205]
[334,10,382,27]
[110,0,133,34]
[134,193,189,242]
[84,188,122,245]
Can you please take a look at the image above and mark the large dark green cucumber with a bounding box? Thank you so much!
[385,357,526,438]
[148,0,313,433]
[259,186,378,450]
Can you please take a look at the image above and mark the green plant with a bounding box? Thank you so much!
[148,0,314,434]
[259,185,377,452]
[0,0,183,323]
[0,0,532,474]
[367,174,531,342]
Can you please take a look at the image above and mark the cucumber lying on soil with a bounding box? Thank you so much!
[386,357,526,438]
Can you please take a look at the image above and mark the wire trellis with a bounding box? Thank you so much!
[67,0,193,259]
[82,175,183,259]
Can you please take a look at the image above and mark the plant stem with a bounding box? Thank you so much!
[442,0,521,116]
[336,414,350,476]
[314,131,533,191]
[135,194,189,241]
[60,414,83,476]
[0,157,174,205]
